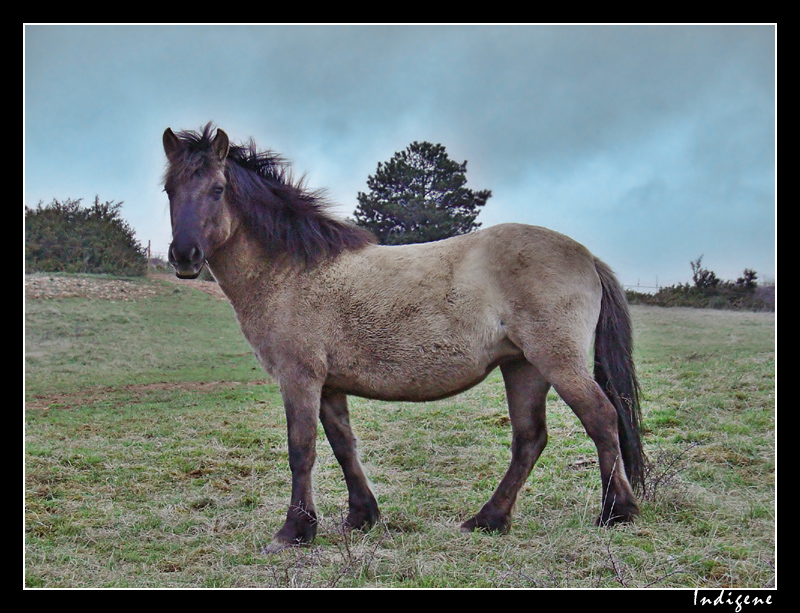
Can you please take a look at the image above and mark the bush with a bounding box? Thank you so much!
[626,257,774,312]
[25,197,148,277]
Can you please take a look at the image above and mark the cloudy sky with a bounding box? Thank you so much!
[24,24,775,289]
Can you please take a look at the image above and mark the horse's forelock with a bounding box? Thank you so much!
[164,124,228,186]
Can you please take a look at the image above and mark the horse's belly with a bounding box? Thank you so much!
[325,335,522,402]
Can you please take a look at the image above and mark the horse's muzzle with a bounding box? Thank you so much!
[168,242,206,279]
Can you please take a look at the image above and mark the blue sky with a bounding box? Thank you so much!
[24,24,775,289]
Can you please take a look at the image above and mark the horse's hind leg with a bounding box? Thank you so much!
[553,373,639,525]
[319,390,380,531]
[461,359,550,534]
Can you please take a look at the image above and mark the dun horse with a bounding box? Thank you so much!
[163,124,645,553]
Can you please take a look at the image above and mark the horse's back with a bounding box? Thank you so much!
[341,223,598,289]
[352,223,602,323]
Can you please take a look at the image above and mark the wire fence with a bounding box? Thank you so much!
[624,283,662,293]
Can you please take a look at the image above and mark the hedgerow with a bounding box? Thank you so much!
[25,197,147,277]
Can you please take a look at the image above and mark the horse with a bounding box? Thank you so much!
[162,123,645,554]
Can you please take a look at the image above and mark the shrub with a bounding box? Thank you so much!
[626,258,774,312]
[25,197,148,277]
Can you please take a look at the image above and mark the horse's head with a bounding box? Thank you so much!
[163,126,237,279]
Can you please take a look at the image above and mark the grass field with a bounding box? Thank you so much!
[24,273,776,588]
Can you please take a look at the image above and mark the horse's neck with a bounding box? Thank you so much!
[207,229,283,310]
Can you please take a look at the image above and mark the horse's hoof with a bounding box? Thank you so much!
[263,534,311,555]
[262,527,314,554]
[597,499,640,527]
[344,507,381,532]
[460,514,511,534]
[262,538,292,555]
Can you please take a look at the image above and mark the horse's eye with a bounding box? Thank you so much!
[211,185,225,200]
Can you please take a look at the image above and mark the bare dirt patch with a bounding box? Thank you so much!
[26,380,267,411]
[24,272,227,301]
[152,272,227,299]
[25,274,163,301]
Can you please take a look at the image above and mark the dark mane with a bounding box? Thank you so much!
[168,124,376,266]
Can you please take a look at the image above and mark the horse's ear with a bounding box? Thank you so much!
[163,128,181,158]
[213,129,230,161]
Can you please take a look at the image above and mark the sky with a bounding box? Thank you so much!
[24,24,776,289]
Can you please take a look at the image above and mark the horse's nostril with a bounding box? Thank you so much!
[169,243,204,264]
[168,240,206,280]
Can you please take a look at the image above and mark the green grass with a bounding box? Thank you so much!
[24,275,776,588]
[25,276,262,394]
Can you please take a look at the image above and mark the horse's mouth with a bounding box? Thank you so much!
[171,261,206,279]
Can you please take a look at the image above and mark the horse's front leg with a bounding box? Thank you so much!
[319,390,380,531]
[263,378,322,554]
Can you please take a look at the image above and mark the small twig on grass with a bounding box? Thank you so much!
[642,441,702,502]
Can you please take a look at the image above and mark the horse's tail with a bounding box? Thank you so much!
[593,258,645,494]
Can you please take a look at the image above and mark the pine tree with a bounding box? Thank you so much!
[353,141,491,245]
